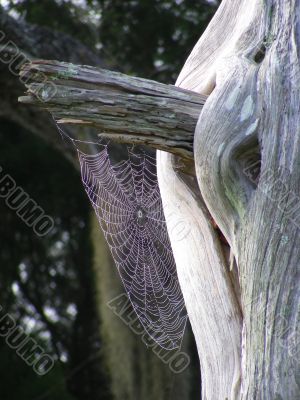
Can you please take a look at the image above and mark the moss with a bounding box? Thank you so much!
[57,65,78,80]
[263,33,276,49]
[225,184,246,219]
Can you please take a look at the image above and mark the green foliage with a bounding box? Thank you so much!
[0,339,74,400]
[0,120,111,400]
[6,0,219,83]
[95,0,219,82]
[6,0,97,48]
[0,119,88,321]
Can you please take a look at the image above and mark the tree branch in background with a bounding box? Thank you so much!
[0,8,103,168]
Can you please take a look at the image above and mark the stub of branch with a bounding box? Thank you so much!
[18,60,207,160]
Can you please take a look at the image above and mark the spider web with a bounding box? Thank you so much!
[78,146,187,349]
[54,122,187,349]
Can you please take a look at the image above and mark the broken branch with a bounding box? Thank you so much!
[19,60,207,159]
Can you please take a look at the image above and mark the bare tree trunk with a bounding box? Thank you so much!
[158,0,300,399]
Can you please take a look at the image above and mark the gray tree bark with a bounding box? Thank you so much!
[158,0,300,399]
[19,60,206,160]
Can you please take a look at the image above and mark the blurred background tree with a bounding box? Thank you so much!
[0,1,219,399]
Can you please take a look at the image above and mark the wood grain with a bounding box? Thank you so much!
[19,60,206,159]
[159,0,300,399]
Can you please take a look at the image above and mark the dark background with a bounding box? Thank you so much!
[0,1,219,399]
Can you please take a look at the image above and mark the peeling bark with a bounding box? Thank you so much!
[19,60,206,159]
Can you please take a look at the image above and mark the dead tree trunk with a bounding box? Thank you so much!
[19,0,300,398]
[159,0,300,399]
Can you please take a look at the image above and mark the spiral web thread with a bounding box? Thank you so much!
[78,145,187,349]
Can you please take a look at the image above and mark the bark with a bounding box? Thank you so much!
[19,60,206,160]
[158,0,300,399]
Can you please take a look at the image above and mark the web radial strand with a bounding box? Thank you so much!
[78,147,187,349]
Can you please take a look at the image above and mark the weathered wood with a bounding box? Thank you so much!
[159,0,300,399]
[18,60,207,159]
[157,1,243,395]
[157,158,242,399]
